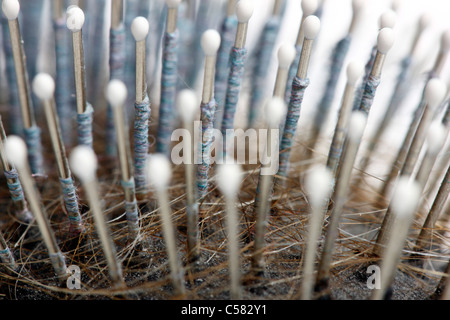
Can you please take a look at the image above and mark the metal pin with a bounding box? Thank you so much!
[7,19,35,128]
[84,177,124,286]
[234,20,248,49]
[166,7,178,34]
[296,38,314,80]
[217,161,243,300]
[316,111,367,295]
[111,0,123,29]
[146,154,186,296]
[107,80,140,240]
[135,40,146,103]
[53,0,63,20]
[131,16,151,196]
[202,55,216,104]
[72,30,87,115]
[415,162,450,251]
[4,136,67,282]
[252,97,286,276]
[70,146,124,287]
[273,0,283,16]
[226,0,238,17]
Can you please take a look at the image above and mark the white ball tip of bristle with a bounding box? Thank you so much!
[391,177,421,219]
[66,5,85,32]
[106,79,127,108]
[165,0,181,8]
[301,0,318,17]
[4,135,27,169]
[379,9,397,29]
[264,97,286,127]
[305,165,333,208]
[277,43,296,69]
[303,15,320,40]
[377,28,395,54]
[346,61,364,86]
[236,0,254,23]
[216,160,242,198]
[348,111,367,142]
[69,145,98,183]
[426,123,447,155]
[440,29,450,53]
[32,73,55,101]
[201,29,221,56]
[131,16,149,42]
[176,89,198,123]
[425,78,446,108]
[146,154,172,190]
[2,0,20,20]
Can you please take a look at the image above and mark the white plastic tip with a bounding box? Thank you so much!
[145,153,172,190]
[346,61,364,86]
[301,0,318,17]
[264,97,287,128]
[303,15,321,40]
[66,5,85,32]
[377,27,395,54]
[131,16,149,42]
[32,73,55,101]
[390,177,421,219]
[348,110,367,143]
[176,89,198,123]
[426,123,447,155]
[69,145,98,183]
[419,13,432,31]
[305,165,333,209]
[425,78,446,108]
[1,0,20,20]
[277,43,296,69]
[4,135,27,170]
[379,9,397,29]
[165,0,181,8]
[216,160,242,198]
[236,0,254,23]
[201,29,221,56]
[106,79,127,108]
[440,29,450,53]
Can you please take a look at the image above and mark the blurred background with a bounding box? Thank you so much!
[4,0,450,155]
